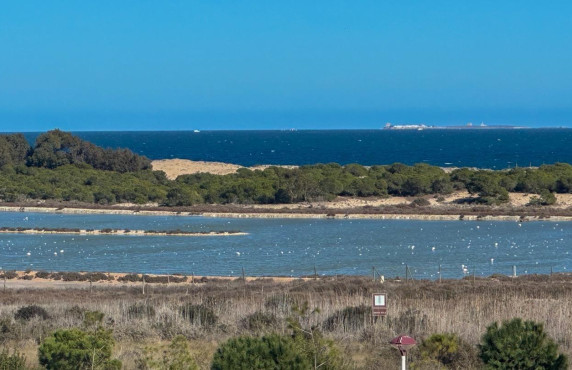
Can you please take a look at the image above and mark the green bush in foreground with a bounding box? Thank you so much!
[142,335,198,370]
[39,312,121,370]
[0,349,27,370]
[211,334,310,370]
[413,333,481,369]
[479,318,568,369]
[38,327,121,370]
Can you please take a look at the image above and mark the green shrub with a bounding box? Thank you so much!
[0,271,18,280]
[410,198,431,207]
[288,302,349,369]
[0,349,27,370]
[528,189,557,206]
[35,271,51,279]
[413,333,481,369]
[180,304,218,328]
[211,334,310,370]
[117,274,142,282]
[479,318,568,369]
[14,305,49,321]
[38,327,121,370]
[142,335,198,370]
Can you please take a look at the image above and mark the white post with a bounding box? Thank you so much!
[401,354,406,370]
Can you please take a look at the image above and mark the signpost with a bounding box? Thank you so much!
[372,293,387,317]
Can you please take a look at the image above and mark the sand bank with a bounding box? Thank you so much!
[0,227,246,237]
[1,205,572,222]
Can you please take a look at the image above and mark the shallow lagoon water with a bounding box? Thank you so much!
[0,212,570,279]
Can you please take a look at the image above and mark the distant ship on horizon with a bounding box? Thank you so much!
[383,122,526,130]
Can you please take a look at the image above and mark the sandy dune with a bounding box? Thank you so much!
[152,159,296,179]
[152,159,244,178]
[151,159,572,209]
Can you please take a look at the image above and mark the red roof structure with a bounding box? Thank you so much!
[390,335,417,355]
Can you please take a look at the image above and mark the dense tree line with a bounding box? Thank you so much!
[2,160,572,206]
[3,130,572,206]
[0,130,150,172]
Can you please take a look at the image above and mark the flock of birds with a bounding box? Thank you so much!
[0,215,570,278]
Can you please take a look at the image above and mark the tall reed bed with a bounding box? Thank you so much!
[1,275,571,368]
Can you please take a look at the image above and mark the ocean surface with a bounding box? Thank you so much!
[0,212,569,279]
[22,129,572,168]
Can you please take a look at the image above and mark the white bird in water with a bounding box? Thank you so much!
[26,252,31,256]
[235,251,241,256]
[60,250,64,253]
[431,247,436,252]
[490,258,494,264]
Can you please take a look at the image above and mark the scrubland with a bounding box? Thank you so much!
[1,274,571,369]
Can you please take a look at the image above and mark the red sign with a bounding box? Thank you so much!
[372,293,387,316]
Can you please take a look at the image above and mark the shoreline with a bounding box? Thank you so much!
[1,204,572,222]
[0,270,305,288]
[2,270,571,289]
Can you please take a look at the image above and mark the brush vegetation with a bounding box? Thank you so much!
[0,274,571,369]
[1,131,572,206]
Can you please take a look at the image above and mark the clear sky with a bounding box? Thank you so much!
[1,1,572,131]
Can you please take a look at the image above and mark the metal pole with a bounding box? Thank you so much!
[372,267,375,281]
[314,264,317,280]
[405,264,408,282]
[512,265,516,278]
[401,354,406,370]
[438,265,442,283]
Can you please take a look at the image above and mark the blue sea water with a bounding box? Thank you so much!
[7,129,572,278]
[22,129,572,168]
[0,212,569,278]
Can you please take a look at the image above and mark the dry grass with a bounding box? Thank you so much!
[1,275,572,369]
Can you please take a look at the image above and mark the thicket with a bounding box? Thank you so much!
[479,318,568,369]
[3,130,572,206]
[38,311,122,370]
[211,334,310,370]
[0,349,27,370]
[2,276,572,368]
[0,129,150,173]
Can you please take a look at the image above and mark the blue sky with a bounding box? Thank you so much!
[1,1,571,131]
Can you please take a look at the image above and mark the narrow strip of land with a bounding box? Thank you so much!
[0,205,570,222]
[0,226,246,236]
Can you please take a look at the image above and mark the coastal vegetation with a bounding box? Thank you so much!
[2,130,572,207]
[0,275,570,369]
